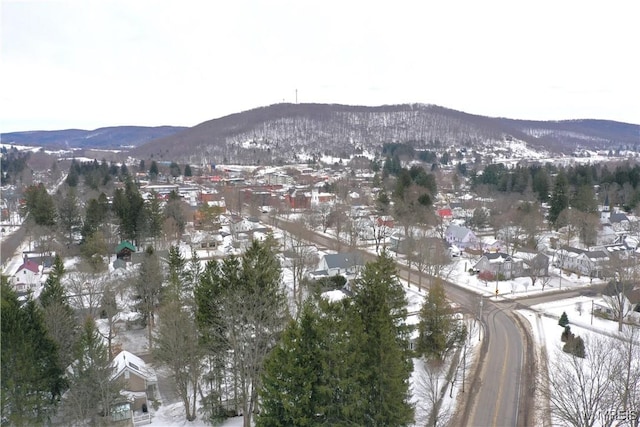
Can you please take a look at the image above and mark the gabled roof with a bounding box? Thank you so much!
[483,252,513,263]
[17,260,40,274]
[523,252,549,266]
[115,241,136,253]
[559,245,585,255]
[610,212,630,223]
[585,250,609,260]
[445,224,475,241]
[323,253,362,270]
[437,208,453,218]
[112,350,157,383]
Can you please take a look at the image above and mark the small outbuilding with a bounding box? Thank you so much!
[115,241,136,262]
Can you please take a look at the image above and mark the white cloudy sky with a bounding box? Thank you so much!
[1,0,638,132]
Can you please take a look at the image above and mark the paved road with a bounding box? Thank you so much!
[269,215,530,426]
[1,224,26,271]
[464,300,526,427]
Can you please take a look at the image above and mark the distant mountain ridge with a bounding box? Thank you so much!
[129,103,639,165]
[3,104,638,165]
[1,125,187,150]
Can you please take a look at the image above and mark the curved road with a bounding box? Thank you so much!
[269,215,530,426]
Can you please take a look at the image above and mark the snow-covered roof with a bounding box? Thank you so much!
[112,350,157,383]
[321,289,348,302]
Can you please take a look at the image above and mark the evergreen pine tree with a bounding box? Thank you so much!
[350,251,414,426]
[59,317,120,425]
[134,246,164,348]
[57,188,82,244]
[1,283,66,425]
[22,183,57,227]
[559,311,569,327]
[165,244,187,301]
[40,255,78,368]
[197,241,288,427]
[258,302,326,426]
[195,259,232,423]
[146,192,164,240]
[149,160,159,180]
[257,296,367,426]
[549,170,570,227]
[417,278,467,360]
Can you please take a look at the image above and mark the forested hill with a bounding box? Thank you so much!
[128,103,639,165]
[1,125,187,150]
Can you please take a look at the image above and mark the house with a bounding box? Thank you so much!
[553,246,609,277]
[285,188,311,210]
[111,350,157,413]
[609,212,630,227]
[116,241,137,262]
[376,216,395,229]
[228,215,261,236]
[437,208,453,220]
[474,252,524,279]
[311,189,335,206]
[579,250,609,278]
[197,233,223,250]
[482,238,504,253]
[318,253,364,277]
[13,259,41,292]
[444,224,478,249]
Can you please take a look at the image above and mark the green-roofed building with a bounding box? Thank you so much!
[115,241,137,262]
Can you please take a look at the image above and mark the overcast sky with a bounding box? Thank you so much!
[1,1,638,132]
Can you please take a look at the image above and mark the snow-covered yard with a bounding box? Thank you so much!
[519,296,640,427]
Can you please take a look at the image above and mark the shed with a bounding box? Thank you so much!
[116,241,136,261]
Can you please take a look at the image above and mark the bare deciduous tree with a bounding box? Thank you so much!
[154,300,203,421]
[602,252,639,332]
[543,336,618,427]
[66,271,109,320]
[283,223,319,316]
[414,358,451,427]
[612,326,640,421]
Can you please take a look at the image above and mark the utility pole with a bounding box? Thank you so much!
[478,296,483,342]
[462,337,467,393]
[295,88,298,104]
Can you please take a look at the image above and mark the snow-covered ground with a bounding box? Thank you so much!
[444,255,604,299]
[519,296,640,427]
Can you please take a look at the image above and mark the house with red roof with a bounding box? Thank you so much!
[13,259,41,292]
[437,208,453,220]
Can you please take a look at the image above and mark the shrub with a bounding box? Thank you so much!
[478,271,495,282]
[558,311,569,327]
[561,326,572,343]
[563,334,585,358]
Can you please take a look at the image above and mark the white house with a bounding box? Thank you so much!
[318,253,364,277]
[554,246,609,277]
[12,259,41,293]
[444,224,478,249]
[473,252,524,279]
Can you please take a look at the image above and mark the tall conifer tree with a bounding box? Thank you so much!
[1,283,66,425]
[351,251,414,426]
